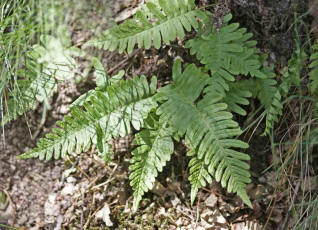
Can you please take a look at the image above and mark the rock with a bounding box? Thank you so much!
[44,194,60,223]
[232,220,263,230]
[61,183,76,196]
[205,193,218,208]
[95,203,113,227]
[59,104,69,114]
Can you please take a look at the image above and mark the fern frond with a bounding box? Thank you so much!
[223,82,252,116]
[85,0,208,54]
[262,89,283,135]
[18,75,158,160]
[3,70,56,125]
[186,14,264,93]
[156,61,252,207]
[310,43,318,93]
[3,35,80,125]
[129,113,174,210]
[280,48,307,96]
[33,35,80,81]
[260,47,306,135]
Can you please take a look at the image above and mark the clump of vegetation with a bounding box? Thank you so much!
[2,0,318,228]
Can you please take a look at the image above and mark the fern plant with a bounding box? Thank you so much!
[84,0,209,53]
[20,59,253,210]
[20,2,257,211]
[185,14,283,136]
[11,1,318,228]
[22,0,308,211]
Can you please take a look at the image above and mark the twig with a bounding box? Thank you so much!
[91,163,118,190]
[83,192,96,229]
[31,103,47,140]
[77,166,91,180]
[107,49,141,75]
[80,186,85,230]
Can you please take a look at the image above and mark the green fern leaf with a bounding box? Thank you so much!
[3,35,80,125]
[85,0,208,54]
[263,90,282,135]
[2,63,57,125]
[310,43,318,93]
[32,35,80,81]
[252,66,279,136]
[186,14,265,93]
[223,84,252,116]
[129,113,174,210]
[19,75,158,160]
[156,60,252,207]
[260,47,306,135]
[280,48,307,96]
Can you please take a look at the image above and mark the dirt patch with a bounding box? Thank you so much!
[231,0,310,63]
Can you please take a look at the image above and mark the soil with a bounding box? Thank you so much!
[0,0,314,229]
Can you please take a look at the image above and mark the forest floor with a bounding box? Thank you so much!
[0,0,316,229]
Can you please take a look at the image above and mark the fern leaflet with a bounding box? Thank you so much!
[205,80,252,116]
[261,47,306,135]
[70,58,125,108]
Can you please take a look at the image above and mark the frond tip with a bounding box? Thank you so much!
[85,0,208,54]
[186,13,265,93]
[129,114,174,210]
